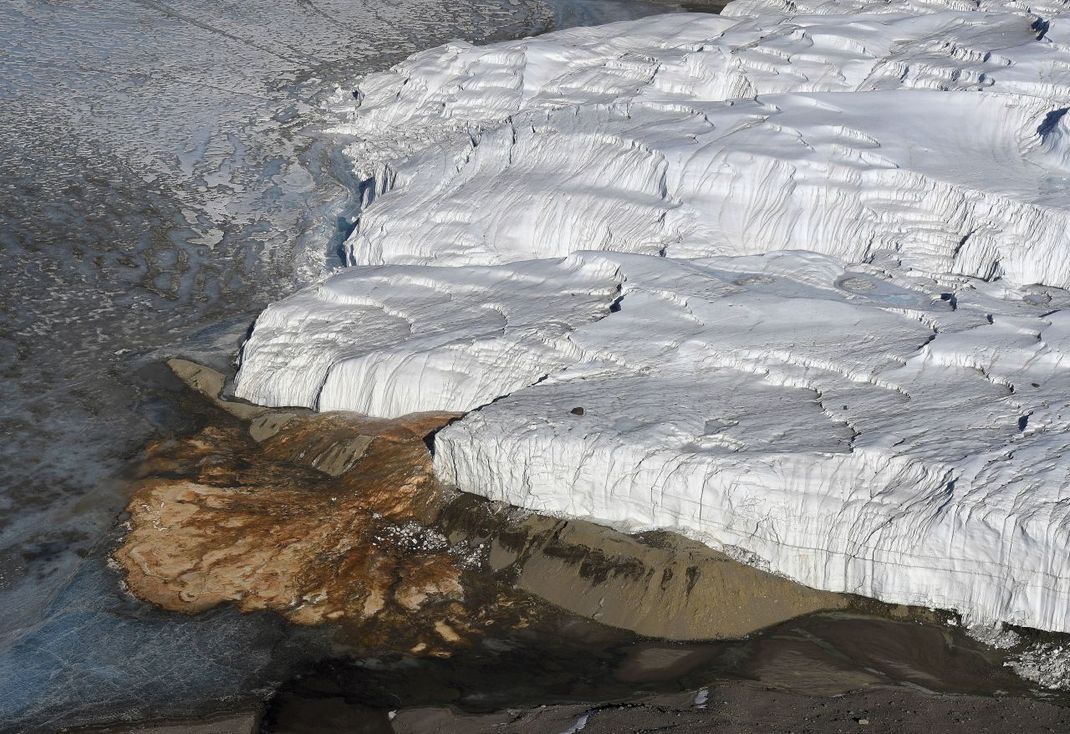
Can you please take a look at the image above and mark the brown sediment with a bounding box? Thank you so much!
[107,360,1070,730]
[73,710,262,734]
[439,495,850,640]
[114,367,487,650]
[116,359,863,648]
[384,683,1070,734]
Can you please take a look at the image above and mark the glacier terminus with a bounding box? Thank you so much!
[235,0,1070,634]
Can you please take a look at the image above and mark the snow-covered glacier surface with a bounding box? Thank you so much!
[435,250,1070,631]
[236,0,1070,631]
[330,4,1070,285]
[236,256,621,414]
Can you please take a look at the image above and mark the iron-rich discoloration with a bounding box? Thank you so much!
[117,360,861,647]
[114,394,483,652]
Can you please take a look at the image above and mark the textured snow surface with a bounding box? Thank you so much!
[240,247,1070,630]
[235,256,621,414]
[434,250,1070,631]
[237,0,1070,631]
[332,3,1070,286]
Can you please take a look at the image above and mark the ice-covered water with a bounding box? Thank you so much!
[0,0,706,728]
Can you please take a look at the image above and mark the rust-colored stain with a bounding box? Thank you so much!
[113,409,503,652]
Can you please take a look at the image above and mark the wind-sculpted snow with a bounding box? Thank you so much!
[332,5,1070,286]
[234,256,621,415]
[723,0,1070,21]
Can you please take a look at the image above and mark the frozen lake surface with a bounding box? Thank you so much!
[0,0,702,727]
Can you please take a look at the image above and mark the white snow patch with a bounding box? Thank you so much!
[559,712,591,733]
[966,624,1022,650]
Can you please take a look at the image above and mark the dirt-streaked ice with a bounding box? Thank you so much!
[236,0,1070,631]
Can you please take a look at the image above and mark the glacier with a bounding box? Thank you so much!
[434,250,1070,632]
[235,0,1070,631]
[330,4,1070,285]
[235,255,621,414]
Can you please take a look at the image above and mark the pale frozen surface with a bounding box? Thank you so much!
[1007,642,1070,689]
[2,0,706,728]
[237,0,1070,632]
[333,6,1070,287]
[235,256,621,414]
[243,245,1070,632]
[434,250,1070,632]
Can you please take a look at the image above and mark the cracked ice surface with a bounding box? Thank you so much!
[434,250,1070,631]
[237,0,1070,631]
[240,246,1070,630]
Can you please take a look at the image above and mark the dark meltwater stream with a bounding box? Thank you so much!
[1,0,1066,732]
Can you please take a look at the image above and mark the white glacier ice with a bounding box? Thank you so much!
[235,0,1070,631]
[235,255,621,414]
[434,250,1070,632]
[331,5,1070,286]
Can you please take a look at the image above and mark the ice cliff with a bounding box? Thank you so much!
[235,0,1070,631]
[436,250,1070,632]
[235,256,621,414]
